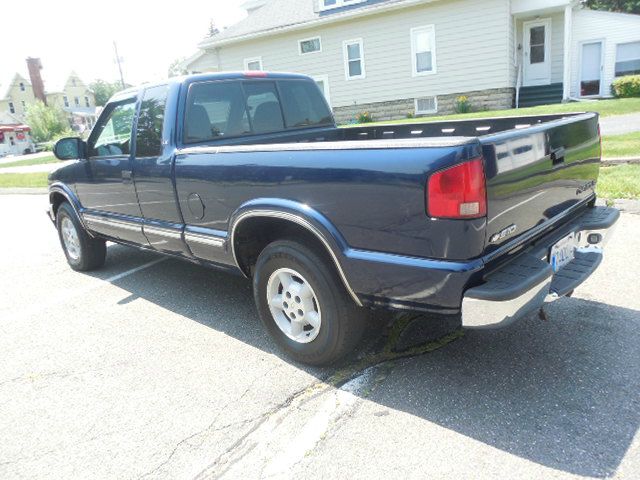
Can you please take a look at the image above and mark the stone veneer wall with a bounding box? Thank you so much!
[333,87,515,124]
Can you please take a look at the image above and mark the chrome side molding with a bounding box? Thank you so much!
[84,213,142,233]
[184,232,225,247]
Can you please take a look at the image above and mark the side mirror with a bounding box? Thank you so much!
[54,137,87,160]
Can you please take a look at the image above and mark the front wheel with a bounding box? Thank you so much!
[253,240,366,366]
[56,202,106,271]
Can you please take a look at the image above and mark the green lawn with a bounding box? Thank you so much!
[346,97,640,126]
[0,172,48,188]
[602,132,640,158]
[0,155,58,169]
[597,164,640,200]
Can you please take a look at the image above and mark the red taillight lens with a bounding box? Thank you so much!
[427,158,487,219]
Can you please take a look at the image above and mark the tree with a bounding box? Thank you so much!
[168,57,189,78]
[90,80,125,107]
[583,0,640,14]
[25,101,71,143]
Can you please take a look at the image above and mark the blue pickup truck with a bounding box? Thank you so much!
[49,72,618,365]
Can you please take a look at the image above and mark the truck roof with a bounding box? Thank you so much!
[109,71,314,103]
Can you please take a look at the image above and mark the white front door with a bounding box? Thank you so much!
[523,19,552,86]
[580,40,604,97]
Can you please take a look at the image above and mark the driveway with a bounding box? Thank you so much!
[0,195,638,479]
[599,112,640,136]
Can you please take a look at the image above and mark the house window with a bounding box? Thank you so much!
[74,97,80,107]
[21,101,26,111]
[9,102,15,114]
[415,96,438,114]
[63,96,69,107]
[72,78,77,87]
[411,25,436,76]
[343,38,365,80]
[244,57,263,71]
[299,37,322,55]
[85,96,91,107]
[320,0,366,11]
[615,41,640,77]
[19,82,25,91]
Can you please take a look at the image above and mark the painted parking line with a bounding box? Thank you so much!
[15,256,167,320]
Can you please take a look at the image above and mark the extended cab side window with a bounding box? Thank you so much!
[243,81,285,134]
[89,100,136,157]
[184,82,250,144]
[136,85,169,157]
[277,80,333,128]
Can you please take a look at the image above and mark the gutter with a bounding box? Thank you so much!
[197,0,440,49]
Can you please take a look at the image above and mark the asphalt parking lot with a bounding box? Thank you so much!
[1,194,639,480]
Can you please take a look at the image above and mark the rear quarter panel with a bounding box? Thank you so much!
[174,143,486,261]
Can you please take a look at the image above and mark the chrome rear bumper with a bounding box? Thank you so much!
[461,206,619,329]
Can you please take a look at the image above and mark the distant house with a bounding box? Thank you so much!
[0,73,37,120]
[182,0,640,123]
[0,62,98,133]
[45,72,98,133]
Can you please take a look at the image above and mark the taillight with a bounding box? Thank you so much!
[427,158,487,219]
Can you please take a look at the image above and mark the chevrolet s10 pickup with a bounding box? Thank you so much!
[49,72,618,365]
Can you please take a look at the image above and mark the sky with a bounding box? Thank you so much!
[2,0,248,88]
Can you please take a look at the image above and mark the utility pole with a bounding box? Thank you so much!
[113,41,126,89]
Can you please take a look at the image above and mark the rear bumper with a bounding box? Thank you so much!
[461,206,619,328]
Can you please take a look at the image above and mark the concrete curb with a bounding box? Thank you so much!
[602,157,640,166]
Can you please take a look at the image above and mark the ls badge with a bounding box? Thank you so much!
[490,224,517,243]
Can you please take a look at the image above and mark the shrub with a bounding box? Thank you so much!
[611,75,640,98]
[356,111,374,123]
[454,95,472,114]
[25,101,71,143]
[406,112,414,119]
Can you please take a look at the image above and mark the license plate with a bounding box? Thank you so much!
[549,232,577,272]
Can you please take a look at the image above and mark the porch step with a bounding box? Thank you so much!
[519,83,564,108]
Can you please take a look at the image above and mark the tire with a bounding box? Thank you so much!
[253,240,366,366]
[56,202,106,271]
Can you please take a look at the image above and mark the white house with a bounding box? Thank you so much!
[182,0,640,123]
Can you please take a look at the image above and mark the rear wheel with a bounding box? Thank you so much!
[253,240,366,366]
[56,202,106,271]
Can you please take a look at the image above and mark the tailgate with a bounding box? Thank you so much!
[481,113,600,255]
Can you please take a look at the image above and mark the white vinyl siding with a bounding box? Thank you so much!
[243,56,263,70]
[299,36,322,55]
[570,9,640,97]
[410,25,437,76]
[343,38,365,80]
[205,0,512,109]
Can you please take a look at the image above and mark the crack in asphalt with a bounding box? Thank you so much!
[189,314,464,479]
[137,364,283,480]
[0,362,130,388]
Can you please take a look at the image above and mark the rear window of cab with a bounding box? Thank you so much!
[183,79,332,144]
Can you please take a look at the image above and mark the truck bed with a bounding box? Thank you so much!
[179,112,600,261]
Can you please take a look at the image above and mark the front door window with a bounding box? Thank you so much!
[529,26,546,64]
[581,41,603,97]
